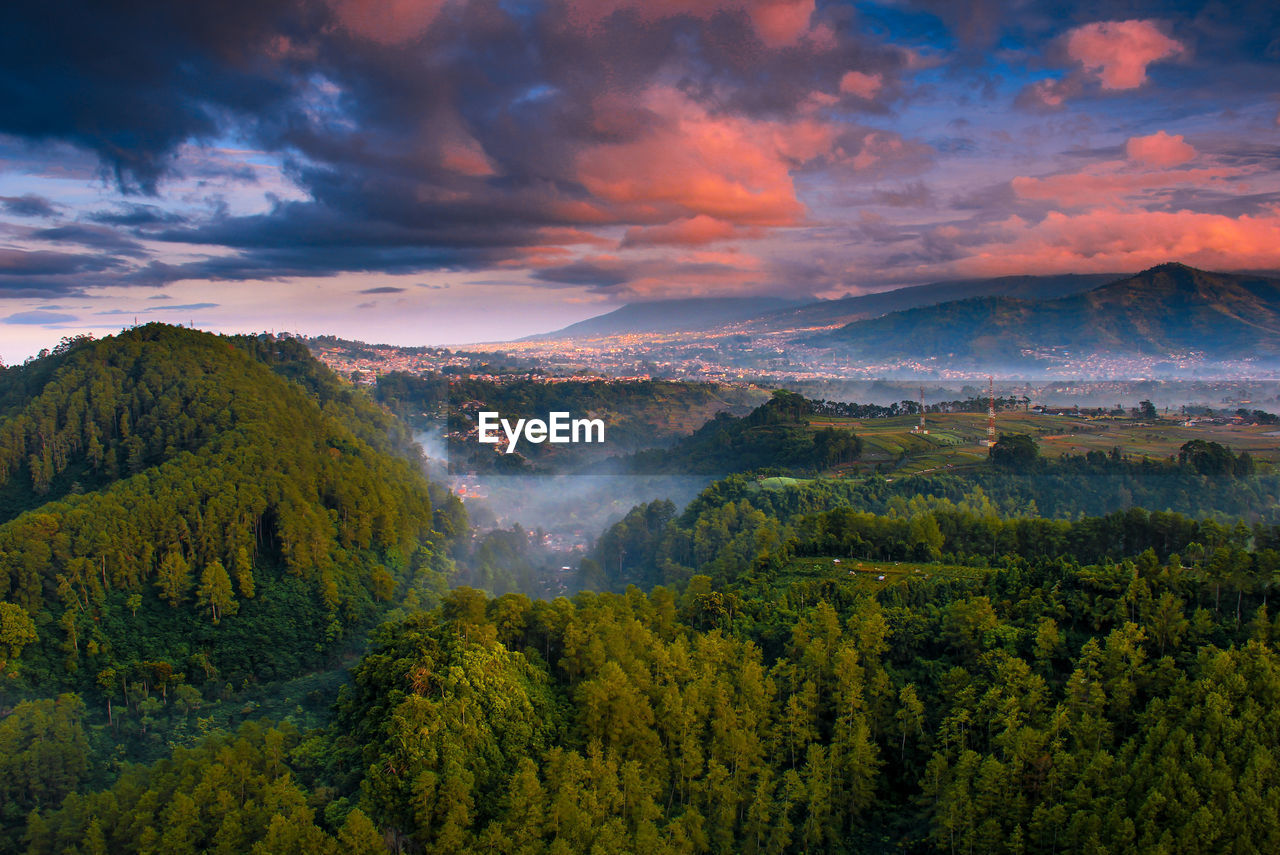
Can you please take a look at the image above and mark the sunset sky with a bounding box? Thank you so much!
[1,0,1278,361]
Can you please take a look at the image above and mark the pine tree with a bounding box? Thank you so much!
[197,559,237,623]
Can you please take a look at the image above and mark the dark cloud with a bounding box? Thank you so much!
[873,182,934,208]
[0,248,128,298]
[0,194,59,218]
[0,248,120,277]
[530,253,775,299]
[1145,189,1280,217]
[31,224,147,256]
[4,310,78,324]
[0,0,318,192]
[87,203,188,228]
[533,259,632,289]
[359,286,406,294]
[94,302,219,315]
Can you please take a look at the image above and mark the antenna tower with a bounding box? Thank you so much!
[912,387,928,434]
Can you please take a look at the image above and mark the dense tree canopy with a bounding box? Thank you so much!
[0,325,462,698]
[9,329,1280,854]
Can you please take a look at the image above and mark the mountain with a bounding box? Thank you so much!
[732,272,1125,332]
[531,296,805,339]
[812,264,1280,365]
[0,324,462,691]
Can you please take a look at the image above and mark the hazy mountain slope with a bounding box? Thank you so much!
[730,273,1125,333]
[532,296,804,338]
[813,264,1280,363]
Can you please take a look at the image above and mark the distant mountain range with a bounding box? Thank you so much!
[532,273,1124,339]
[813,263,1280,364]
[529,296,804,339]
[727,272,1125,333]
[529,264,1280,369]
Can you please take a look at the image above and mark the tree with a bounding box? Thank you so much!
[156,550,192,607]
[896,683,925,763]
[989,433,1039,468]
[196,559,237,623]
[0,602,37,675]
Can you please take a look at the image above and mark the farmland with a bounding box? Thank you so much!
[805,411,1280,476]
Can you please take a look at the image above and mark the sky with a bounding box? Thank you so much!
[1,0,1279,362]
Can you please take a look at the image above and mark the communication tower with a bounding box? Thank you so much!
[912,387,929,434]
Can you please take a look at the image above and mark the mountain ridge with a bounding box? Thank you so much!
[813,263,1280,364]
[527,296,804,339]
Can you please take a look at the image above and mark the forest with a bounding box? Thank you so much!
[5,327,1280,853]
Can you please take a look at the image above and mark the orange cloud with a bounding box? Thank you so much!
[562,0,816,47]
[839,71,882,99]
[622,215,743,247]
[575,87,834,226]
[326,0,450,45]
[1125,131,1196,167]
[947,207,1280,278]
[1065,20,1184,89]
[1012,167,1234,207]
[439,131,497,178]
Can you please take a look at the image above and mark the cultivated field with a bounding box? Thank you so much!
[804,412,1280,476]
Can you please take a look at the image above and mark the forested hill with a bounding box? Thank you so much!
[0,325,464,697]
[627,390,862,475]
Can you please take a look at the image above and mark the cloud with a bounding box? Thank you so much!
[839,71,882,99]
[1065,20,1184,90]
[532,251,768,298]
[0,0,1274,308]
[573,87,822,227]
[325,0,451,45]
[944,207,1280,278]
[86,204,187,228]
[0,248,119,277]
[4,310,79,325]
[1015,77,1083,110]
[872,181,933,208]
[0,0,928,299]
[359,286,407,294]
[622,215,743,248]
[1011,166,1236,208]
[0,194,59,218]
[0,1,309,192]
[1125,130,1196,167]
[561,0,817,47]
[31,224,147,256]
[94,303,219,315]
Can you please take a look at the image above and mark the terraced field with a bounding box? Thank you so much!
[802,411,1280,477]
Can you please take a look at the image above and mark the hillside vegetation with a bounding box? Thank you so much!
[0,325,462,697]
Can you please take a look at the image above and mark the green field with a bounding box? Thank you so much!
[804,411,1280,477]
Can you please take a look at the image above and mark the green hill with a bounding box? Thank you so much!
[814,263,1280,364]
[0,325,462,693]
[627,390,861,475]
